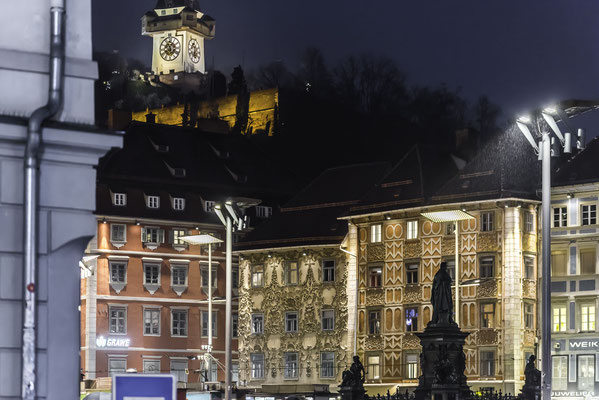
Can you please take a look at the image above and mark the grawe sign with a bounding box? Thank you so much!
[568,338,599,350]
[96,336,131,348]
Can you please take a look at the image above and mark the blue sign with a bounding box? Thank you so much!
[113,374,176,400]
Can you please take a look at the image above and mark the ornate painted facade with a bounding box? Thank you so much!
[349,201,541,395]
[237,247,353,390]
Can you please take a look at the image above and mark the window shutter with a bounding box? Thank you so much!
[141,227,147,242]
[159,229,165,243]
[169,229,174,244]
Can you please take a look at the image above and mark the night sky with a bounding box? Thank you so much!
[92,0,599,125]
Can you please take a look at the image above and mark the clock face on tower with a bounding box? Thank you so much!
[159,36,181,61]
[188,39,201,64]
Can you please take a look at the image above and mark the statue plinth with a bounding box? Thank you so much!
[339,356,366,400]
[414,323,470,400]
[339,386,366,400]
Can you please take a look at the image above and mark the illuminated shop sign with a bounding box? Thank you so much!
[96,336,131,348]
[552,391,595,397]
[568,339,599,350]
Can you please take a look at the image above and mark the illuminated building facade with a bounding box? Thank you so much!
[80,121,296,389]
[342,138,542,396]
[550,138,599,398]
[235,163,391,395]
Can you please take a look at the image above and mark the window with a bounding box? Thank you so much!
[581,204,597,226]
[142,227,165,244]
[407,220,418,240]
[173,197,185,210]
[171,309,187,336]
[553,356,568,391]
[321,352,335,378]
[112,192,127,206]
[553,207,568,227]
[369,310,381,335]
[110,262,127,284]
[285,261,298,285]
[367,355,380,379]
[144,263,160,285]
[524,211,534,233]
[251,353,265,379]
[481,303,495,328]
[524,256,535,279]
[143,359,160,373]
[256,206,272,218]
[580,248,596,275]
[252,314,264,334]
[323,260,335,282]
[284,353,298,379]
[406,263,419,284]
[110,224,126,242]
[371,224,382,243]
[406,354,419,379]
[201,267,217,289]
[204,200,215,213]
[232,363,239,383]
[171,229,187,246]
[232,314,238,337]
[445,222,456,236]
[580,304,596,332]
[201,311,217,337]
[322,309,335,331]
[285,312,298,333]
[147,195,160,209]
[446,259,456,281]
[170,360,188,383]
[578,355,595,391]
[406,307,418,332]
[108,358,127,375]
[524,303,534,329]
[481,212,494,232]
[171,265,187,288]
[553,305,567,332]
[109,306,126,334]
[480,351,495,377]
[552,252,567,276]
[480,256,494,278]
[369,265,382,287]
[144,308,160,335]
[251,265,264,287]
[207,360,218,382]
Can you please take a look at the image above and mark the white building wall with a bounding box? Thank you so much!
[0,1,122,399]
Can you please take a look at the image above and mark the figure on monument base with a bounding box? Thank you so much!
[340,356,366,400]
[520,355,542,400]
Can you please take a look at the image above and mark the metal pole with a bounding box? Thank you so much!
[541,132,552,400]
[208,243,213,377]
[225,216,232,400]
[455,222,460,326]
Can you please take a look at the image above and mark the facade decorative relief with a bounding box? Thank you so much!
[385,224,403,240]
[365,288,385,306]
[523,329,536,347]
[403,285,422,303]
[522,279,537,298]
[404,240,421,258]
[364,335,384,351]
[238,248,350,385]
[478,232,498,252]
[442,237,456,255]
[368,243,385,262]
[478,329,499,345]
[478,279,498,298]
[385,241,404,261]
[402,333,421,349]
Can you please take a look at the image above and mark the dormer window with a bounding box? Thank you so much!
[113,193,127,206]
[147,196,160,209]
[256,206,272,218]
[173,197,185,211]
[204,200,215,213]
[161,10,166,15]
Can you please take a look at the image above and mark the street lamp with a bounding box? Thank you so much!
[515,101,598,400]
[421,210,475,326]
[181,233,223,379]
[214,199,256,400]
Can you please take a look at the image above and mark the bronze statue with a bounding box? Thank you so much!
[430,262,455,326]
[341,356,366,388]
[524,355,541,387]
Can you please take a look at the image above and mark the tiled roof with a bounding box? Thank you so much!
[154,0,198,10]
[97,122,299,223]
[235,162,391,251]
[554,136,599,187]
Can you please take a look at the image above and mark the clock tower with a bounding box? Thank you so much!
[142,0,215,88]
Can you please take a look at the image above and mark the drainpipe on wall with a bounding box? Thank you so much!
[22,4,66,400]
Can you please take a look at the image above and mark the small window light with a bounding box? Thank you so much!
[102,218,107,224]
[567,193,574,199]
[135,220,140,226]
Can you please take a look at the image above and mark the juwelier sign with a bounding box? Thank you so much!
[552,391,596,397]
[96,336,131,348]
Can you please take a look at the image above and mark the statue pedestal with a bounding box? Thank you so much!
[520,384,542,400]
[339,386,366,400]
[414,324,470,400]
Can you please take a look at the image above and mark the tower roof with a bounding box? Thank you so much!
[154,0,199,10]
